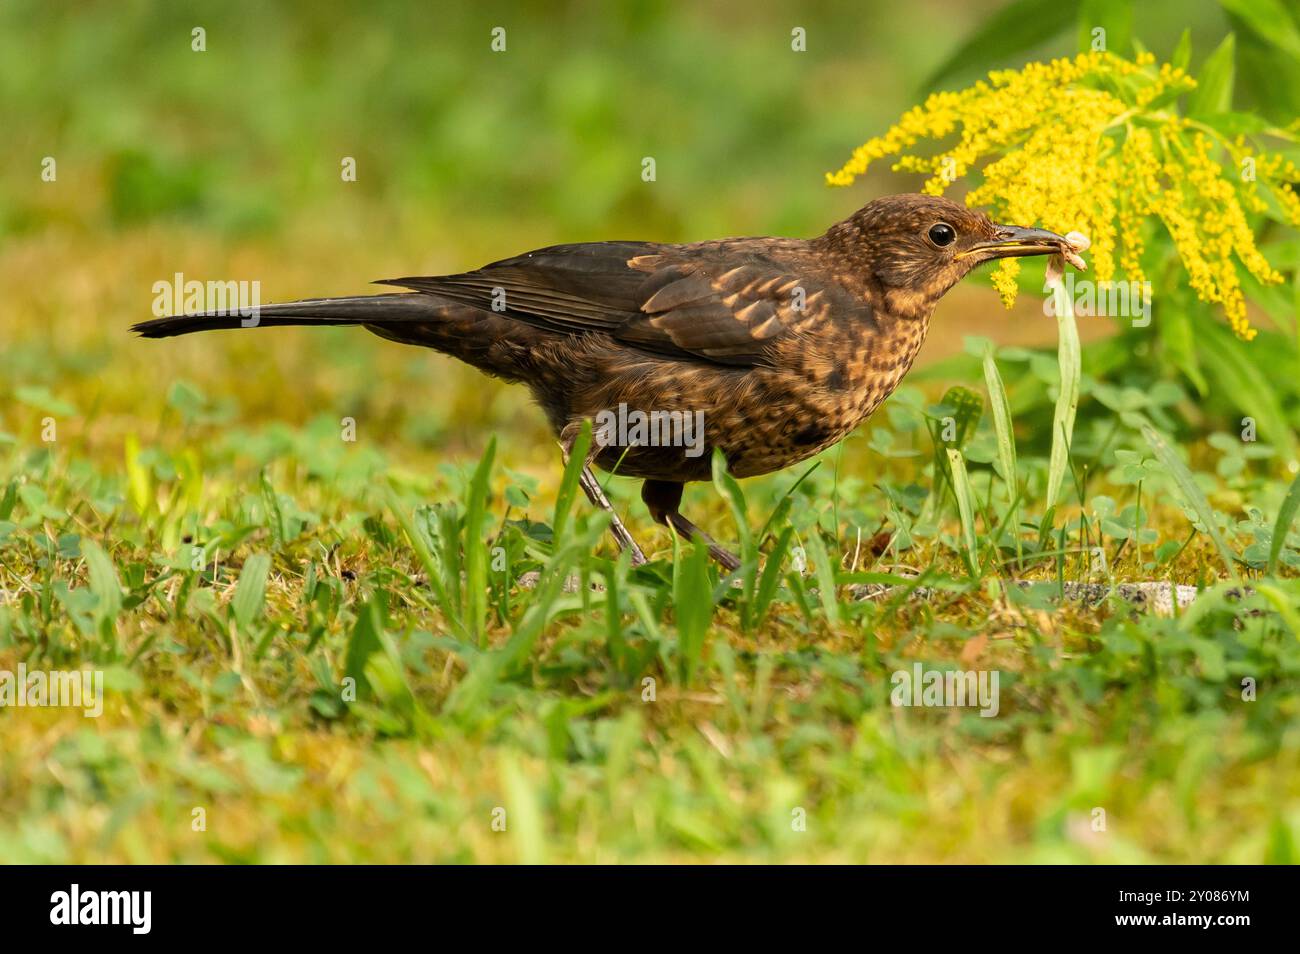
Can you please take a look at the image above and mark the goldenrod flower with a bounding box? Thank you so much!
[828,51,1300,339]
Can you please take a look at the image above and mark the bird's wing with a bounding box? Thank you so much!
[378,240,867,367]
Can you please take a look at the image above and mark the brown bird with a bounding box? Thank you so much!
[134,193,1075,570]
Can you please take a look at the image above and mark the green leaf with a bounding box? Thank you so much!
[983,346,1022,564]
[805,531,841,626]
[553,422,591,548]
[711,449,752,563]
[1140,424,1239,580]
[1189,34,1236,118]
[711,449,756,620]
[498,542,584,676]
[259,471,286,544]
[81,540,124,644]
[1200,322,1298,465]
[753,526,795,631]
[1157,300,1207,395]
[464,437,496,648]
[231,552,271,631]
[947,449,980,576]
[1217,0,1300,59]
[1077,0,1132,57]
[1171,28,1193,71]
[365,623,434,735]
[1268,470,1300,575]
[385,485,465,642]
[982,347,1019,491]
[673,536,714,684]
[124,434,153,517]
[436,505,464,618]
[1045,270,1082,511]
[922,0,1080,91]
[454,521,600,716]
[344,590,387,697]
[1254,582,1300,637]
[14,385,76,417]
[0,480,18,521]
[933,386,984,450]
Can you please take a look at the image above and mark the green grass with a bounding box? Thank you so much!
[2,313,1299,861]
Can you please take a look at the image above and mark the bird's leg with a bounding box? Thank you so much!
[641,479,741,573]
[559,423,647,566]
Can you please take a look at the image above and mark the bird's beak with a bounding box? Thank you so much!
[958,224,1071,261]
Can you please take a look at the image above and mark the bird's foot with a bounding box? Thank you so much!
[559,425,647,567]
[580,467,647,566]
[664,512,740,573]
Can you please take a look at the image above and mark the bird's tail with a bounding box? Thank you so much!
[131,293,438,339]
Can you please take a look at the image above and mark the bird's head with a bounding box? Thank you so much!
[825,193,1072,319]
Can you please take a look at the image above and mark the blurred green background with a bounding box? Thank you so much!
[4,0,1269,241]
[0,0,1256,462]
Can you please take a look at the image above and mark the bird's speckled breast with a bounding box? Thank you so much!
[721,311,931,478]
[580,310,933,482]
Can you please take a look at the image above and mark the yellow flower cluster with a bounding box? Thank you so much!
[827,51,1300,339]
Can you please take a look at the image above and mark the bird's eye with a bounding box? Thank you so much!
[928,223,956,247]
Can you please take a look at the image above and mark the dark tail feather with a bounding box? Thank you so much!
[131,293,439,339]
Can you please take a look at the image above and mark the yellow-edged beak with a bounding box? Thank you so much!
[957,224,1072,261]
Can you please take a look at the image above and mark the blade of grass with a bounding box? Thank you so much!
[804,531,841,626]
[1267,470,1300,575]
[755,462,819,544]
[343,590,387,699]
[499,752,547,864]
[672,535,714,684]
[1254,583,1300,638]
[553,422,591,548]
[436,505,464,619]
[947,448,979,577]
[982,344,1022,567]
[712,449,756,614]
[384,484,467,641]
[231,551,271,634]
[1140,422,1239,581]
[444,534,590,719]
[1045,263,1081,512]
[464,437,496,648]
[259,471,287,546]
[0,479,16,520]
[81,540,124,650]
[601,551,629,675]
[753,525,795,631]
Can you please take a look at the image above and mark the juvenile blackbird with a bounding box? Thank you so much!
[134,193,1074,570]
